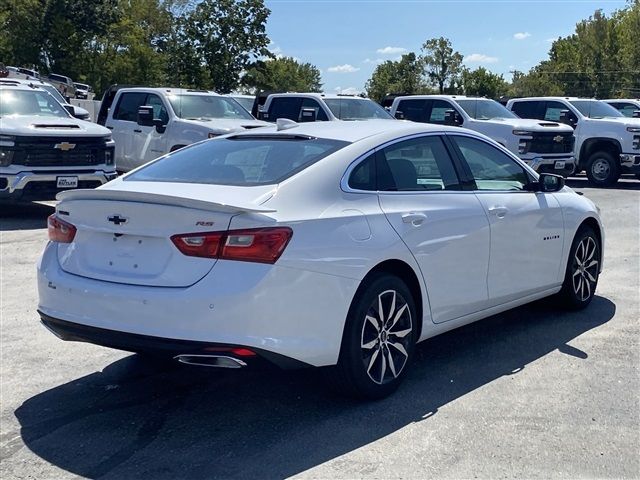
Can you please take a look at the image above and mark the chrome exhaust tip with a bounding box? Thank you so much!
[173,354,247,369]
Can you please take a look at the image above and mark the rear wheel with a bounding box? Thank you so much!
[586,151,620,187]
[325,273,417,399]
[557,227,601,309]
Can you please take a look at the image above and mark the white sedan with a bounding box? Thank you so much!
[38,120,604,399]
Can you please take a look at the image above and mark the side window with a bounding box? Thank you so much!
[300,99,328,121]
[451,135,529,191]
[348,153,376,190]
[145,94,169,123]
[543,101,569,121]
[428,100,458,124]
[378,136,460,191]
[510,101,541,119]
[397,99,429,122]
[114,92,148,121]
[268,97,302,121]
[617,103,637,117]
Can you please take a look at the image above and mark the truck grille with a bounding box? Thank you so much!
[12,137,110,167]
[529,132,574,154]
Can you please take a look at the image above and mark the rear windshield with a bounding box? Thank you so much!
[126,135,349,186]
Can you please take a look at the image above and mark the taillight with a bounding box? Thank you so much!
[171,227,292,264]
[47,214,76,243]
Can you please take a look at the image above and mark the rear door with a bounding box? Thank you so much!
[448,134,564,304]
[109,91,148,171]
[376,134,491,323]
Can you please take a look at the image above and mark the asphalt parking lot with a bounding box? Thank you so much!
[1,177,638,480]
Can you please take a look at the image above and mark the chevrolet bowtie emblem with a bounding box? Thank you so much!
[553,135,564,143]
[54,142,76,151]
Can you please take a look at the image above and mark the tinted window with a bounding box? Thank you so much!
[611,102,640,117]
[268,98,302,121]
[378,136,459,191]
[452,136,529,191]
[543,101,569,121]
[168,95,253,120]
[569,100,623,118]
[126,136,349,186]
[324,98,393,120]
[397,99,429,122]
[300,98,328,121]
[114,92,148,121]
[146,94,169,123]
[427,100,456,124]
[348,153,376,190]
[456,99,517,119]
[511,101,542,119]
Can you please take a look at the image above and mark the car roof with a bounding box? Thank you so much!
[0,83,46,92]
[227,118,464,143]
[268,93,370,101]
[602,98,639,102]
[394,95,489,101]
[509,97,591,102]
[119,87,221,96]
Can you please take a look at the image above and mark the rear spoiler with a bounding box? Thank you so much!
[56,188,276,214]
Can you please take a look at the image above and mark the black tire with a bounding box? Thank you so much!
[557,226,601,309]
[325,273,418,400]
[586,151,620,187]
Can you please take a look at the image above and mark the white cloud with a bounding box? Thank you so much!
[513,32,532,40]
[376,46,407,55]
[464,53,499,64]
[363,58,385,65]
[334,86,362,95]
[546,37,557,43]
[327,64,360,73]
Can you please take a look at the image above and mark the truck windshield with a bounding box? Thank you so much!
[0,89,70,117]
[324,98,393,120]
[168,95,254,120]
[39,84,68,105]
[126,135,349,186]
[455,99,517,120]
[569,100,623,119]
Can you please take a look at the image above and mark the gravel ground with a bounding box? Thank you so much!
[1,177,638,480]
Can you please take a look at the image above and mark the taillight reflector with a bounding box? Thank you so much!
[47,214,76,243]
[171,227,292,264]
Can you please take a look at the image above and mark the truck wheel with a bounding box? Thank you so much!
[324,273,417,400]
[586,151,620,187]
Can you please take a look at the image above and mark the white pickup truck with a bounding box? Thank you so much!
[0,84,116,202]
[390,95,576,176]
[507,97,640,186]
[98,87,269,172]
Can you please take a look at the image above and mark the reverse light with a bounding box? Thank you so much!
[171,227,292,264]
[47,214,77,243]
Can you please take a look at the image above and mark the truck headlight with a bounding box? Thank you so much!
[518,138,531,154]
[104,148,114,165]
[0,135,16,147]
[0,148,14,167]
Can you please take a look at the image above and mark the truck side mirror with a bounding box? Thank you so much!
[299,107,317,122]
[444,109,462,126]
[395,110,405,120]
[559,110,576,127]
[633,110,640,119]
[64,105,76,117]
[137,106,154,127]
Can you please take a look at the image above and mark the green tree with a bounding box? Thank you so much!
[421,37,463,93]
[183,0,271,93]
[242,56,322,92]
[508,69,563,97]
[364,53,428,102]
[0,0,43,67]
[462,67,508,98]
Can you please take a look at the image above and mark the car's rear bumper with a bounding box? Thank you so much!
[39,312,309,369]
[0,169,117,202]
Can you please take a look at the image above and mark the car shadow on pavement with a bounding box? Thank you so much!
[0,202,54,231]
[566,177,640,191]
[12,296,615,480]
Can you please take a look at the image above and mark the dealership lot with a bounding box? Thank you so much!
[0,177,638,479]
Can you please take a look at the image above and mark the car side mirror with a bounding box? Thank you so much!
[559,110,576,127]
[532,173,565,192]
[64,105,75,116]
[444,109,462,126]
[299,107,317,122]
[633,110,640,118]
[394,110,405,120]
[137,106,154,126]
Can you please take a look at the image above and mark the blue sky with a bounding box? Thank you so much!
[264,0,627,93]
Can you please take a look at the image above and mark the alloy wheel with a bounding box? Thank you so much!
[591,158,611,182]
[360,289,412,385]
[572,236,599,302]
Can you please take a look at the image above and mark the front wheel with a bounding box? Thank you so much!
[586,151,620,187]
[557,227,601,309]
[325,273,418,399]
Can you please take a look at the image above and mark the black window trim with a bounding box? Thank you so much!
[341,132,467,194]
[444,132,537,193]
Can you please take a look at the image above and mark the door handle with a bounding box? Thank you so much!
[133,129,142,133]
[488,206,508,218]
[402,213,427,226]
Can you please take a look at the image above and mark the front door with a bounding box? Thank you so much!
[376,134,492,323]
[131,93,169,168]
[448,134,565,305]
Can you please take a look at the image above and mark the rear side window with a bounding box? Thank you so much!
[114,92,148,121]
[301,98,329,121]
[378,136,460,191]
[126,136,349,186]
[268,98,302,121]
[510,101,541,119]
[348,153,377,190]
[396,99,429,122]
[428,100,456,124]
